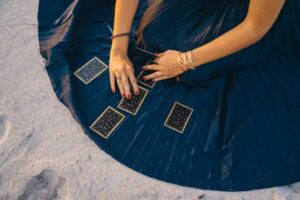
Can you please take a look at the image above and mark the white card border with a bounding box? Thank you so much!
[117,85,149,116]
[137,70,156,88]
[163,101,193,134]
[89,106,125,139]
[74,56,108,85]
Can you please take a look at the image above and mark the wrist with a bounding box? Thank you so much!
[177,50,197,72]
[110,48,128,58]
[111,45,128,56]
[111,36,129,54]
[110,44,128,60]
[188,48,207,67]
[182,61,196,71]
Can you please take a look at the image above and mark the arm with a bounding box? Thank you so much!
[143,0,286,82]
[109,0,140,98]
[111,0,139,53]
[190,0,286,67]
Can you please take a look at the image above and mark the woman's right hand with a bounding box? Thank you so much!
[109,49,139,99]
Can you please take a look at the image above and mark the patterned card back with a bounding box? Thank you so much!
[74,57,108,84]
[90,106,125,139]
[137,70,157,88]
[117,86,149,115]
[164,102,193,133]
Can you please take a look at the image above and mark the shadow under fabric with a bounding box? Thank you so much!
[38,0,300,191]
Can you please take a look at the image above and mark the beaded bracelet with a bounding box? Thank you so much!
[111,33,130,40]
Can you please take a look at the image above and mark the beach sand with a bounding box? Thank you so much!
[0,0,300,199]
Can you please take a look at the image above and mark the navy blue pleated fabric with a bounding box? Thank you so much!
[38,0,300,191]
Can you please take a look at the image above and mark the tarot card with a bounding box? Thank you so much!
[90,106,125,139]
[135,46,158,62]
[117,86,149,115]
[136,46,158,57]
[164,102,193,134]
[137,70,157,88]
[74,57,108,84]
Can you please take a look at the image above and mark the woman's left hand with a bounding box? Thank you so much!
[142,50,185,82]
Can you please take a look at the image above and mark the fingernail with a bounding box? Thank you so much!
[143,77,147,80]
[127,94,131,99]
[135,91,139,95]
[122,93,125,97]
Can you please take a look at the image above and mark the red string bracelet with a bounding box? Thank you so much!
[111,33,130,40]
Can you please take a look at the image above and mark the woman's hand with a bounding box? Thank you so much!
[109,49,139,98]
[142,50,191,82]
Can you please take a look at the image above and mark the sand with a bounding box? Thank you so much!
[0,0,300,199]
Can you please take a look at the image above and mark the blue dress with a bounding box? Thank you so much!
[38,0,300,191]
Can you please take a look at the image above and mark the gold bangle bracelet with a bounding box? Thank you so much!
[177,50,197,71]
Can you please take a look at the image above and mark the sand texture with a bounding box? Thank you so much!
[0,0,300,199]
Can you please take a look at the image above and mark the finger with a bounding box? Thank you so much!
[142,64,160,71]
[122,72,131,99]
[128,70,139,95]
[143,71,163,80]
[124,59,139,95]
[116,74,125,97]
[153,75,168,82]
[109,71,116,93]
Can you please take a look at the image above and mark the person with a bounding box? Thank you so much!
[110,0,285,98]
[38,0,300,191]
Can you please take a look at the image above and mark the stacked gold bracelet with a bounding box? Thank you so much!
[177,50,196,72]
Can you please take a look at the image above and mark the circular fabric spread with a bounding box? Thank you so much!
[38,0,300,191]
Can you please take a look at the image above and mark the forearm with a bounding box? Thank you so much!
[190,0,285,68]
[191,21,264,67]
[111,0,139,53]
